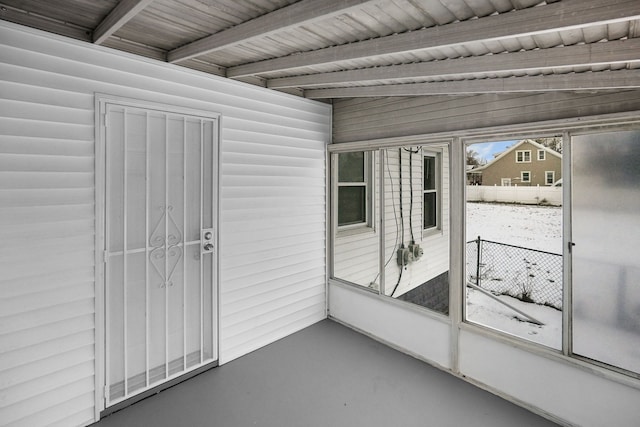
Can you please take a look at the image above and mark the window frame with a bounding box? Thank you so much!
[521,171,531,183]
[545,170,555,185]
[336,151,374,231]
[516,150,532,163]
[422,150,442,235]
[538,149,546,161]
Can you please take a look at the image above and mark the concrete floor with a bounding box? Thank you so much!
[93,319,559,427]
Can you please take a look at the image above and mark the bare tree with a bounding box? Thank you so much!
[532,137,562,154]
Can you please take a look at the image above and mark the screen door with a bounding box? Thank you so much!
[102,102,218,406]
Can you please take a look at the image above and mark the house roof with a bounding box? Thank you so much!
[469,139,561,172]
[1,0,639,100]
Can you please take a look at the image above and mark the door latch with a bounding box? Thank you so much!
[202,229,214,253]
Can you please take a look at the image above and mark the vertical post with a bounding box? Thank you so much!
[476,236,482,288]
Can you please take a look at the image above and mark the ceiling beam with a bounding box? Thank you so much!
[229,0,640,78]
[304,70,640,98]
[167,0,377,64]
[93,0,155,45]
[268,38,640,89]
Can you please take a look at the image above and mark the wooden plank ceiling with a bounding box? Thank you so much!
[1,0,639,99]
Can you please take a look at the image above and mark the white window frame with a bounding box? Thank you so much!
[545,170,555,185]
[501,178,511,186]
[516,150,532,163]
[521,171,531,183]
[538,149,546,161]
[336,151,373,231]
[423,151,441,234]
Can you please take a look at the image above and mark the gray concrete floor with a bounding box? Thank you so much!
[93,319,559,427]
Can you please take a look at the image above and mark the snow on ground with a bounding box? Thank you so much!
[466,202,562,254]
[466,202,563,349]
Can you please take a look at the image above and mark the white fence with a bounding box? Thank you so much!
[467,185,562,205]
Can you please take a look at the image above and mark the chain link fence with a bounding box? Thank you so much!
[466,237,562,310]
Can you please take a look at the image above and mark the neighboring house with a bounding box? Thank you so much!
[468,140,562,186]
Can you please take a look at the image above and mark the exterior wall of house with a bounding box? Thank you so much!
[330,95,640,426]
[333,145,450,300]
[478,141,562,186]
[0,21,330,426]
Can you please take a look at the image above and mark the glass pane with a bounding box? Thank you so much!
[333,151,379,289]
[423,192,436,229]
[338,152,364,182]
[465,138,563,349]
[572,130,640,374]
[338,186,366,226]
[383,146,449,315]
[424,156,435,190]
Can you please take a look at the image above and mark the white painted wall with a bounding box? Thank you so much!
[0,21,330,426]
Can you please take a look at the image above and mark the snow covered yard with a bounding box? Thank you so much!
[466,202,563,349]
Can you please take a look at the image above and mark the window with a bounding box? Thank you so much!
[521,171,531,183]
[545,171,555,185]
[337,152,370,227]
[501,178,511,186]
[516,150,531,163]
[423,154,439,230]
[538,149,546,161]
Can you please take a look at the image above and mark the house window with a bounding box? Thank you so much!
[545,171,555,185]
[423,154,439,230]
[538,149,546,161]
[516,150,531,163]
[501,178,511,186]
[521,171,531,183]
[337,152,370,227]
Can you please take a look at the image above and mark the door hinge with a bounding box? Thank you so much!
[102,113,108,128]
[103,385,109,401]
[103,251,109,263]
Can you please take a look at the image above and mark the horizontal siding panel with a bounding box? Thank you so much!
[0,188,94,208]
[0,268,94,299]
[333,91,640,142]
[222,163,325,178]
[222,258,326,290]
[222,249,326,283]
[0,205,94,225]
[0,219,94,242]
[0,314,94,353]
[223,300,326,353]
[223,269,325,304]
[0,299,94,336]
[223,230,324,254]
[0,171,94,189]
[0,345,93,389]
[0,363,93,409]
[1,379,94,426]
[0,331,94,374]
[0,117,93,141]
[0,135,94,157]
[0,283,94,318]
[224,286,325,328]
[0,250,95,281]
[223,239,325,269]
[0,153,93,172]
[0,80,93,110]
[0,98,93,125]
[221,196,325,211]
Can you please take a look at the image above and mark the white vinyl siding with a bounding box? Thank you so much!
[0,21,330,426]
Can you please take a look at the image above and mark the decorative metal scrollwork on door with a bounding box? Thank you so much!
[149,205,183,288]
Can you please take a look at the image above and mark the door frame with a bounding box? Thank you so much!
[93,94,221,419]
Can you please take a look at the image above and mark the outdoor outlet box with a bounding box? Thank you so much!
[397,247,412,267]
[409,243,423,261]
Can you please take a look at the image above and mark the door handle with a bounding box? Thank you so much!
[203,242,214,252]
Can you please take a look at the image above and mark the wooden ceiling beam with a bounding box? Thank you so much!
[93,0,156,45]
[0,4,92,42]
[229,0,640,78]
[268,38,640,89]
[304,69,640,98]
[167,0,377,64]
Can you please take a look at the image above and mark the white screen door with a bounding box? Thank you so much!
[102,102,218,406]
